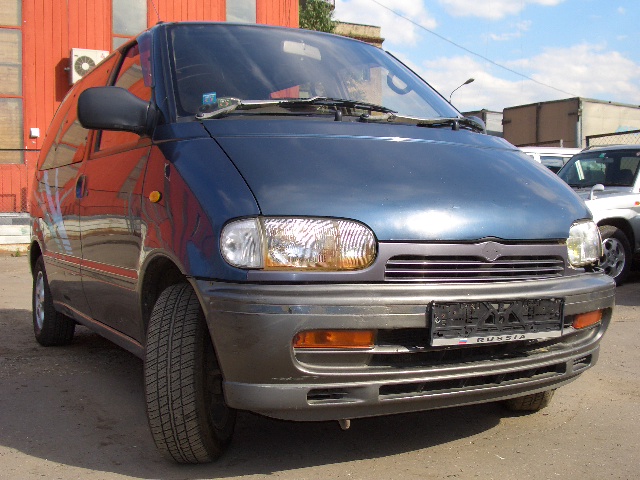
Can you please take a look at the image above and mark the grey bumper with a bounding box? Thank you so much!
[196,273,615,421]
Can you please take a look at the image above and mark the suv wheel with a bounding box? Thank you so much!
[144,283,236,463]
[599,225,631,286]
[32,256,76,346]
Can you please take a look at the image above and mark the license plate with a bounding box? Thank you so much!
[430,299,563,346]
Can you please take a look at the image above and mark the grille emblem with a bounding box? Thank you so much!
[480,242,502,262]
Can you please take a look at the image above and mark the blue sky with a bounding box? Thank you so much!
[333,0,640,112]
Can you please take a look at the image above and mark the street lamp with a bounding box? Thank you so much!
[449,78,475,103]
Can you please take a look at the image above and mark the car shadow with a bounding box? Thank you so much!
[0,308,508,479]
[613,269,640,307]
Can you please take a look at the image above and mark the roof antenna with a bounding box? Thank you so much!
[149,0,161,24]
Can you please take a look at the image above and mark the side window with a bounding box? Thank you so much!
[96,43,152,153]
[39,104,89,170]
[39,54,118,170]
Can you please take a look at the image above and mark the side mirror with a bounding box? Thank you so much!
[78,86,157,136]
[589,183,605,200]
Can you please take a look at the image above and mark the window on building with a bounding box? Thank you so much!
[112,0,147,50]
[0,1,22,164]
[227,0,256,23]
[0,0,20,26]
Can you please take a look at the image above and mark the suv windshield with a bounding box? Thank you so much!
[168,24,459,120]
[558,149,640,188]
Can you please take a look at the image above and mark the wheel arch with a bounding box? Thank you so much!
[597,218,635,250]
[29,241,42,275]
[139,253,188,333]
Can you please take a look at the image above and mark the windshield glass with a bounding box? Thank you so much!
[558,149,640,187]
[168,24,458,120]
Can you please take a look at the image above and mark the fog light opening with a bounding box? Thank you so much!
[293,330,375,349]
[572,310,603,329]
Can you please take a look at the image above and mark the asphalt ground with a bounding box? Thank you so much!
[0,254,638,480]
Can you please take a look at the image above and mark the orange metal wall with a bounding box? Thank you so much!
[1,0,298,213]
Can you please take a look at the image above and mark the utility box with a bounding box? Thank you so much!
[503,97,640,148]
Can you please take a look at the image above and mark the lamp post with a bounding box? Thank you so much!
[449,78,475,103]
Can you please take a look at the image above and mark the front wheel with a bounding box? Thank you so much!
[144,283,236,463]
[599,225,631,286]
[503,389,555,412]
[32,256,76,346]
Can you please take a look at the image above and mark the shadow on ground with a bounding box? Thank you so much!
[0,308,508,479]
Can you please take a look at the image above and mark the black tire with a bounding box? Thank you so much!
[599,225,631,286]
[503,389,555,412]
[32,256,75,346]
[144,283,236,464]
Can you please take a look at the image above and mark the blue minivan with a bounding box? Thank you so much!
[30,22,615,463]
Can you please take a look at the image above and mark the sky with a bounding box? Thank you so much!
[333,0,640,112]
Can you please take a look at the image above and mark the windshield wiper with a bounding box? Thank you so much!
[416,117,485,133]
[196,96,396,120]
[195,97,484,133]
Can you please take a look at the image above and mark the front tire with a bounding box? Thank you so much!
[599,225,631,286]
[144,283,236,464]
[503,389,555,412]
[32,256,76,346]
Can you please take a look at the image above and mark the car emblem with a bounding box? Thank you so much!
[481,241,502,262]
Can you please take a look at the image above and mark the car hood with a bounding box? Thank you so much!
[204,119,589,241]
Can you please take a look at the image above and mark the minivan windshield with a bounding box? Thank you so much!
[558,149,640,188]
[168,24,459,121]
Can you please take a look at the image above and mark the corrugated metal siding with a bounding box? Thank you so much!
[257,0,298,27]
[149,0,225,23]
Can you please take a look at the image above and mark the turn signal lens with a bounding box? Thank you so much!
[293,330,375,349]
[572,310,603,329]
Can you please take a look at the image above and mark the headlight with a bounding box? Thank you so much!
[567,220,602,267]
[221,217,377,270]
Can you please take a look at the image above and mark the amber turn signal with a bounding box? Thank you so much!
[149,191,162,203]
[572,310,603,329]
[293,330,375,349]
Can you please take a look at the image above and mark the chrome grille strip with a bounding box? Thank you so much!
[385,255,565,282]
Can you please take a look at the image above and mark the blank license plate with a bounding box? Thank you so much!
[430,299,564,346]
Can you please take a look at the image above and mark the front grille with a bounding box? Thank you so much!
[385,255,565,283]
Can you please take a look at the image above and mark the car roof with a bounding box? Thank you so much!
[582,144,640,152]
[519,147,582,155]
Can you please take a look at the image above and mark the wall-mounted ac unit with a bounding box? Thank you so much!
[69,48,109,84]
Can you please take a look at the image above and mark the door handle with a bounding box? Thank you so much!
[75,175,87,199]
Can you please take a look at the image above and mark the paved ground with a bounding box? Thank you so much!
[0,254,638,480]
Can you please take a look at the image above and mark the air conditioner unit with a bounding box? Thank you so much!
[69,48,109,84]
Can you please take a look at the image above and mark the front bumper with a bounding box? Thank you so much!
[197,272,615,421]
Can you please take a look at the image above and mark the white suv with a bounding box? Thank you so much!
[558,145,640,284]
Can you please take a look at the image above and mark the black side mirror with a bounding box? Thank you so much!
[78,86,157,136]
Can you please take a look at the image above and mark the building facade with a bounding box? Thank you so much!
[0,0,298,228]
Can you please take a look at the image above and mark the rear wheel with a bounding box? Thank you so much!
[599,225,631,286]
[503,389,555,412]
[32,256,75,346]
[144,283,236,463]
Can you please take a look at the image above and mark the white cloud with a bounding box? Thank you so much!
[419,44,640,112]
[438,0,565,20]
[334,0,437,47]
[487,20,532,41]
[617,7,626,14]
